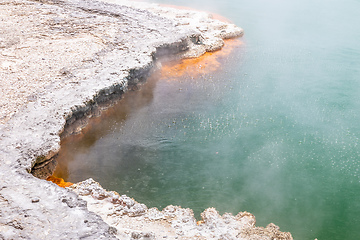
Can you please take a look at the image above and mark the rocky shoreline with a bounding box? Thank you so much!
[0,0,293,239]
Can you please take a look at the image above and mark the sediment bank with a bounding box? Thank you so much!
[0,0,292,238]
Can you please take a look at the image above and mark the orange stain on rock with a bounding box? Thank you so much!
[197,220,205,225]
[160,39,242,80]
[47,175,73,188]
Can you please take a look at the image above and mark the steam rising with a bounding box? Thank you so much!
[53,0,360,239]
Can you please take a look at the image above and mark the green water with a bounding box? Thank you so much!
[57,0,360,239]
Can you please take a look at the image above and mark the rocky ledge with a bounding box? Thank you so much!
[0,0,292,239]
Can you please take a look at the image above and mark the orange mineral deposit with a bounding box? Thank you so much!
[160,39,242,80]
[47,175,73,188]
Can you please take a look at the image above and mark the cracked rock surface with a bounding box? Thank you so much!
[0,0,292,239]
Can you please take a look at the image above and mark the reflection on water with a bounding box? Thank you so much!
[54,39,242,182]
[54,0,360,239]
[53,71,159,180]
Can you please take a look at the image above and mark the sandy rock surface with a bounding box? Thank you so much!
[0,0,292,239]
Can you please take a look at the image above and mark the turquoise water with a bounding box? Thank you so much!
[57,0,360,239]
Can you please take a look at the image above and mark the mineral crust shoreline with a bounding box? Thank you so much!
[0,0,293,239]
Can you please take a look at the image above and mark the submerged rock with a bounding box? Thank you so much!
[0,0,292,239]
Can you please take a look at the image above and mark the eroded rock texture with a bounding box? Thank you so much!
[71,178,293,239]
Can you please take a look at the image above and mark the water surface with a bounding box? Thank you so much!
[55,0,360,239]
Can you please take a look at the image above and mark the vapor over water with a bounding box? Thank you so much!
[55,0,360,239]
